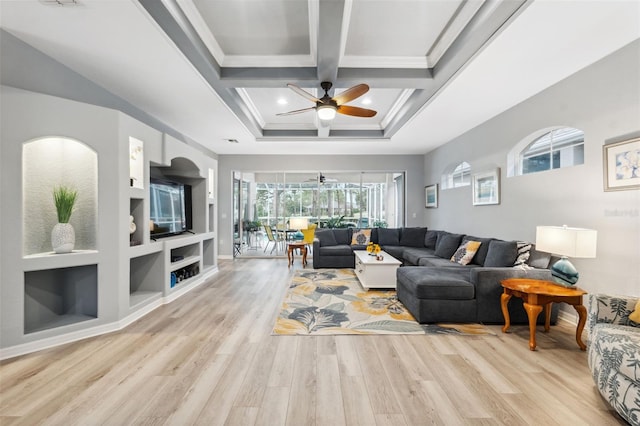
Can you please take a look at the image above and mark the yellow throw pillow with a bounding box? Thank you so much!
[629,299,640,323]
[351,229,372,245]
[451,240,482,265]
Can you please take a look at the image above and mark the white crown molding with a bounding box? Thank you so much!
[427,0,485,66]
[175,0,226,65]
[381,88,414,128]
[340,55,429,69]
[221,54,316,68]
[236,88,266,128]
[263,123,319,131]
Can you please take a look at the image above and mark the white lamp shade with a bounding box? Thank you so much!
[289,217,308,230]
[317,105,337,120]
[535,226,597,258]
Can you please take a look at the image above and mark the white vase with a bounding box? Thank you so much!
[52,223,75,254]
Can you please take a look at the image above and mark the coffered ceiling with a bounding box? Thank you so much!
[1,0,639,155]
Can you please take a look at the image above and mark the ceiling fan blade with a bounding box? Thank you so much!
[337,105,377,118]
[276,106,316,116]
[287,83,320,103]
[333,83,369,105]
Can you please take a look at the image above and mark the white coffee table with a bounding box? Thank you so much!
[354,250,402,290]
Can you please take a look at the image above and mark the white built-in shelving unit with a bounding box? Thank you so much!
[0,86,218,359]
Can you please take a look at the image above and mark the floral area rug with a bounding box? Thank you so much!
[272,269,495,336]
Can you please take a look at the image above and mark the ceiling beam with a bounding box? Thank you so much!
[316,0,345,84]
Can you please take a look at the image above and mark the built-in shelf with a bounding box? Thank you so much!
[202,237,214,269]
[129,290,162,309]
[169,255,200,272]
[24,264,98,334]
[129,251,163,309]
[129,187,145,200]
[23,250,99,272]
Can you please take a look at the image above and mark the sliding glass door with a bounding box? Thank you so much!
[233,171,405,257]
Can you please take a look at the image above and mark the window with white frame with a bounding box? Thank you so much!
[520,127,584,175]
[441,161,471,189]
[507,127,585,177]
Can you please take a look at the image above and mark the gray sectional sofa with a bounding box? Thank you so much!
[313,227,558,324]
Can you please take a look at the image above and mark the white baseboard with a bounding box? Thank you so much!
[0,266,219,361]
[218,254,233,260]
[557,308,579,326]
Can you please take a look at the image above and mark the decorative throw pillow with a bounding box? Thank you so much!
[434,234,463,259]
[484,240,517,267]
[315,230,337,247]
[351,229,372,245]
[630,300,640,323]
[513,241,532,266]
[451,240,482,265]
[377,228,401,246]
[399,227,428,248]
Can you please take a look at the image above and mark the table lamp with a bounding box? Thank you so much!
[289,217,308,241]
[535,225,597,287]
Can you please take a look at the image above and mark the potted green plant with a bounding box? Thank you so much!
[51,185,78,253]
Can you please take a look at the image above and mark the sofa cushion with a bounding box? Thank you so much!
[527,245,551,269]
[462,235,494,266]
[424,230,441,249]
[434,233,463,258]
[484,240,517,267]
[451,240,482,265]
[378,228,401,246]
[315,229,337,246]
[382,245,405,261]
[418,257,479,268]
[351,229,371,245]
[318,245,353,256]
[333,229,352,245]
[403,247,436,266]
[399,227,428,248]
[397,267,474,300]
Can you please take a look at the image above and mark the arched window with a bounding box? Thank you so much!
[508,127,584,177]
[441,161,471,189]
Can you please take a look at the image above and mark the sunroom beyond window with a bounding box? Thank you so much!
[520,127,584,175]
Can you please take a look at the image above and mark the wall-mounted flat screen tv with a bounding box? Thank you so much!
[149,178,192,238]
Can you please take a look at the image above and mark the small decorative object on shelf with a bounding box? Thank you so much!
[366,242,381,256]
[376,254,384,261]
[129,215,136,235]
[51,185,78,254]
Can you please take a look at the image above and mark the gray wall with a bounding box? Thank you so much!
[0,29,216,159]
[217,155,425,257]
[424,40,640,297]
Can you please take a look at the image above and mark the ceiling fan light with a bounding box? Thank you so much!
[317,104,337,121]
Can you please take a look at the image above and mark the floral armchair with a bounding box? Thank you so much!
[587,294,640,425]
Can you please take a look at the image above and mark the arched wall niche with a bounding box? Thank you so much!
[22,136,98,256]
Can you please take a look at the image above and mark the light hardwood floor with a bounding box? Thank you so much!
[0,259,626,425]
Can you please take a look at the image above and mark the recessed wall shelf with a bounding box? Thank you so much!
[24,264,98,334]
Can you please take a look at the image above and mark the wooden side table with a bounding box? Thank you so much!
[287,242,307,268]
[500,278,587,351]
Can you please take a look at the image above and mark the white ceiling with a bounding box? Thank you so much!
[1,0,639,156]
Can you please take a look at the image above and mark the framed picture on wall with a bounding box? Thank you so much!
[472,168,500,206]
[425,184,438,208]
[603,137,640,191]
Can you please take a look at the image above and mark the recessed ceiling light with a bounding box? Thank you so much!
[225,138,239,144]
[277,98,288,105]
[361,98,372,105]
